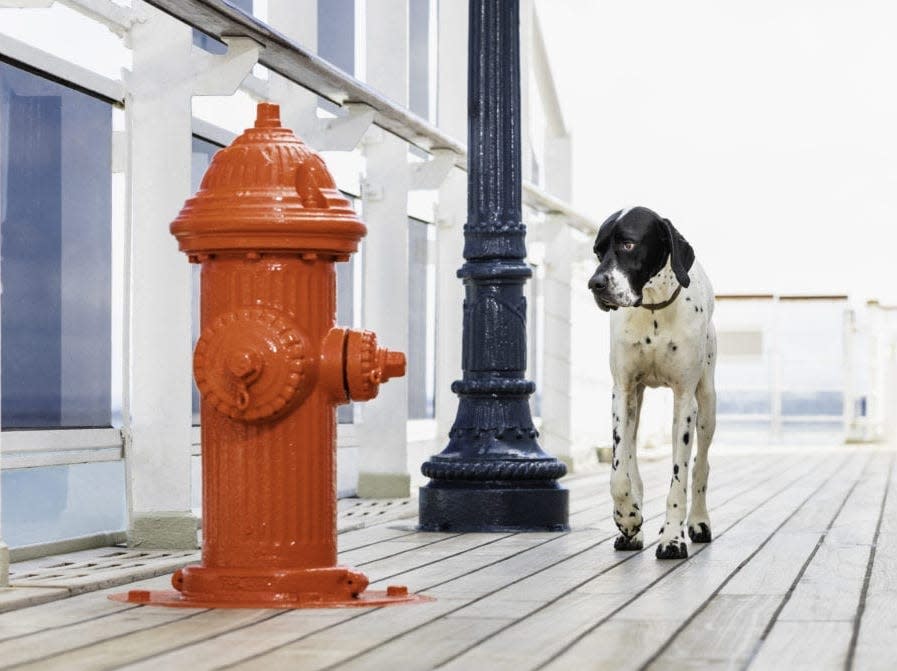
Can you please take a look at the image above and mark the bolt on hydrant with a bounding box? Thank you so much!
[112,103,429,608]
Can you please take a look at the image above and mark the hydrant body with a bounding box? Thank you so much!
[113,104,423,609]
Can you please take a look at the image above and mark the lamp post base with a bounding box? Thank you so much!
[418,481,569,533]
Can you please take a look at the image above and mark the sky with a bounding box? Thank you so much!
[536,0,897,302]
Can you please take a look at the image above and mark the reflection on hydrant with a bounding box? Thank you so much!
[112,103,429,608]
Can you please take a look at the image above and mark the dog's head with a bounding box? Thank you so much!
[588,207,694,311]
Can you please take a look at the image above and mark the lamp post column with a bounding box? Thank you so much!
[418,0,569,532]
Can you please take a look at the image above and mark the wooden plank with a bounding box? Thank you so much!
[644,595,783,670]
[301,453,823,671]
[0,586,70,615]
[647,451,883,671]
[434,453,841,671]
[120,608,363,671]
[746,622,853,671]
[845,453,896,671]
[0,575,172,640]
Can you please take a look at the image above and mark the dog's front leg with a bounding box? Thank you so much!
[610,386,644,550]
[657,391,698,559]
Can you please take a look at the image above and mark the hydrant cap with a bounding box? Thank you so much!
[171,103,366,257]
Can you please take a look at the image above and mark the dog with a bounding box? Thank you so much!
[588,207,717,559]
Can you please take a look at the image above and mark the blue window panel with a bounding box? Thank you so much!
[317,0,355,76]
[1,461,126,548]
[190,136,224,425]
[0,60,112,429]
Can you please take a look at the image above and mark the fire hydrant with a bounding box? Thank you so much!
[113,103,426,608]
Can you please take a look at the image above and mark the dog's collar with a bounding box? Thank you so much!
[640,284,682,311]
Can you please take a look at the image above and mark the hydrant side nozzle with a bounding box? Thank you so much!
[320,328,350,404]
[344,330,406,402]
[381,350,406,382]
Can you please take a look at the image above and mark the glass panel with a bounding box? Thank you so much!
[407,218,436,419]
[317,0,355,75]
[409,0,430,120]
[1,461,126,548]
[190,136,224,424]
[0,60,112,429]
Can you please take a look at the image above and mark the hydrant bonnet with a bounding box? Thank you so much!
[171,103,366,258]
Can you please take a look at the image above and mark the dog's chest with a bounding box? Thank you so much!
[611,304,705,387]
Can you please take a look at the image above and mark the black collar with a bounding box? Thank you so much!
[640,284,682,311]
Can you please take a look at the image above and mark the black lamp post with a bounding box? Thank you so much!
[418,0,569,532]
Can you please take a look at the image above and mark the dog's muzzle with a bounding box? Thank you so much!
[592,291,619,312]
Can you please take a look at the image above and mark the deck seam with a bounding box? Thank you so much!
[844,450,895,671]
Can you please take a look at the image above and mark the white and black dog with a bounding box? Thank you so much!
[588,207,717,559]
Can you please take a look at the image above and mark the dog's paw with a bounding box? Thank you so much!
[655,538,688,560]
[613,533,644,551]
[688,522,712,544]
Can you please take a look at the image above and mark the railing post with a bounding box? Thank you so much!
[418,0,568,532]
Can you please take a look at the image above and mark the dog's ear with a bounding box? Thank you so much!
[660,217,695,287]
[594,209,622,257]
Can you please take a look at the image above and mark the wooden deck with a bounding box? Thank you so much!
[0,445,894,671]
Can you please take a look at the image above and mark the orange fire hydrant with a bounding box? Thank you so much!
[113,103,427,609]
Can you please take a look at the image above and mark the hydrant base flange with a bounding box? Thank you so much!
[109,588,432,609]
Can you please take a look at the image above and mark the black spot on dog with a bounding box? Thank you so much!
[683,432,690,445]
[673,464,680,475]
[673,503,678,508]
[695,306,700,313]
[613,430,621,445]
[633,503,640,511]
[629,512,636,517]
[686,296,691,302]
[687,417,691,424]
[670,343,678,351]
[646,337,651,344]
[654,320,658,330]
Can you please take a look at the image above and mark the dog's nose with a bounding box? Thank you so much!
[589,273,608,291]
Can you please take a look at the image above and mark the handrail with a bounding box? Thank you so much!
[141,0,598,235]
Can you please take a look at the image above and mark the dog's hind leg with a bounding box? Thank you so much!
[611,385,644,550]
[688,350,717,544]
[656,390,697,559]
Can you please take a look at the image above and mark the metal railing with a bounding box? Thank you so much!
[142,0,599,236]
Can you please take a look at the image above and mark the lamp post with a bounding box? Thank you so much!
[418,0,569,531]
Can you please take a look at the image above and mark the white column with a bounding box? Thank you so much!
[434,0,467,446]
[540,219,610,471]
[123,4,197,548]
[267,0,319,137]
[355,0,411,498]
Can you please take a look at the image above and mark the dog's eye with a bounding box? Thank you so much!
[621,241,636,252]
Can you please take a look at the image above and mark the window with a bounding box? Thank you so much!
[189,136,224,425]
[318,0,356,76]
[407,218,436,419]
[0,59,113,429]
[409,0,438,122]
